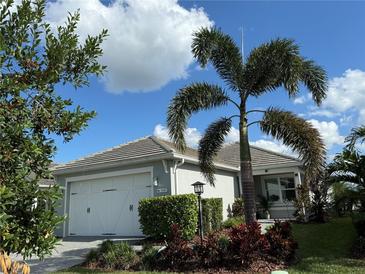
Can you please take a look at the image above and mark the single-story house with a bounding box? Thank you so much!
[52,136,304,238]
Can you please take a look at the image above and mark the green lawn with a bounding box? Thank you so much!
[288,217,365,273]
[56,218,365,274]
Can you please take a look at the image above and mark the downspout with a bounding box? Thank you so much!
[173,159,185,195]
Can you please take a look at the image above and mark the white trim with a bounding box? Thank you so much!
[54,154,173,175]
[173,153,239,172]
[38,184,65,189]
[65,167,153,183]
[253,166,299,176]
[261,173,296,206]
[64,166,153,237]
[162,160,169,174]
[172,159,184,195]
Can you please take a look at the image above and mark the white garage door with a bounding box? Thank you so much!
[68,172,151,236]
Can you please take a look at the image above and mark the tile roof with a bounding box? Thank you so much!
[55,136,301,172]
[55,137,172,171]
[217,142,302,168]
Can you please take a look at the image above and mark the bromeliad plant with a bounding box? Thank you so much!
[167,27,327,223]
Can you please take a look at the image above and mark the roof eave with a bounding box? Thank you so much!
[172,153,240,172]
[53,152,175,176]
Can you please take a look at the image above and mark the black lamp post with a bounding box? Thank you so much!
[192,181,205,243]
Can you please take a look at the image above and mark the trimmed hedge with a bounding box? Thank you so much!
[202,198,223,234]
[138,194,198,240]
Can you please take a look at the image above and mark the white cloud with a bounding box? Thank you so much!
[153,124,170,141]
[293,96,306,104]
[324,69,365,113]
[293,94,311,105]
[307,108,339,118]
[308,119,344,149]
[45,0,213,93]
[250,139,296,157]
[153,124,201,148]
[153,124,239,148]
[340,114,353,126]
[224,127,239,144]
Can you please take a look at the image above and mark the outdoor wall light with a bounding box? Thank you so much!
[153,177,159,186]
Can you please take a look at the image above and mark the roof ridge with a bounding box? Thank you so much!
[55,136,152,169]
[250,144,300,162]
[149,136,175,153]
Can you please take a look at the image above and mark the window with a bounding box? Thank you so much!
[265,178,281,202]
[263,175,296,204]
[280,177,296,202]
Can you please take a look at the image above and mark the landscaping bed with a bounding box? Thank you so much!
[55,217,365,274]
[58,221,296,273]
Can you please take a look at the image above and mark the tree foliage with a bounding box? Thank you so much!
[0,0,107,259]
[346,125,365,150]
[167,27,327,223]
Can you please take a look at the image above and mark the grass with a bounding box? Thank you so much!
[288,217,365,273]
[56,217,365,273]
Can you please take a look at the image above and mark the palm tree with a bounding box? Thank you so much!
[328,149,365,189]
[346,125,365,150]
[167,28,327,223]
[328,149,365,211]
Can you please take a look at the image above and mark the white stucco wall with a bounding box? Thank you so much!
[175,163,236,220]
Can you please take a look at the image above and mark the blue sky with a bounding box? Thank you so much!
[46,0,365,163]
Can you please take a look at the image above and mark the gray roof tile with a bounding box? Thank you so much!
[55,136,301,172]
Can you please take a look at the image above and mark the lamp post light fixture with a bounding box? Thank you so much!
[192,181,205,243]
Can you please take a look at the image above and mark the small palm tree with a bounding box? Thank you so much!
[167,28,327,223]
[328,149,365,189]
[346,125,365,150]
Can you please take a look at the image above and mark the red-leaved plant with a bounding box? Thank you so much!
[265,221,298,262]
[228,222,270,266]
[156,224,194,270]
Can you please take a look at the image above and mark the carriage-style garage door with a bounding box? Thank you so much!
[68,172,151,236]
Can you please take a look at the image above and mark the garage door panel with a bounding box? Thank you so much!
[69,172,151,236]
[134,173,151,189]
[69,193,89,235]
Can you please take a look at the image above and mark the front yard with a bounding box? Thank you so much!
[289,217,365,273]
[56,218,365,274]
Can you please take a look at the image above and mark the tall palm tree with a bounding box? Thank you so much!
[346,125,365,150]
[167,28,327,223]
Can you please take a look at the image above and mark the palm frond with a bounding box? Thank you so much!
[300,60,327,105]
[328,149,365,188]
[243,39,327,105]
[198,117,232,185]
[192,27,245,93]
[345,125,365,150]
[260,107,326,183]
[167,82,229,151]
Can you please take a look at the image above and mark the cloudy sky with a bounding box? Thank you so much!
[41,0,365,163]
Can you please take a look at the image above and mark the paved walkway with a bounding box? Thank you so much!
[12,237,143,274]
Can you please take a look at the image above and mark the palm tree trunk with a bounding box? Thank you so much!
[239,111,257,223]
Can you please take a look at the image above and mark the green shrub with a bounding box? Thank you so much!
[139,194,198,240]
[232,198,244,217]
[202,198,223,234]
[222,216,245,229]
[140,244,159,270]
[352,212,365,236]
[85,240,138,270]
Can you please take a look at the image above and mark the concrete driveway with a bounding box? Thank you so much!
[12,237,143,274]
